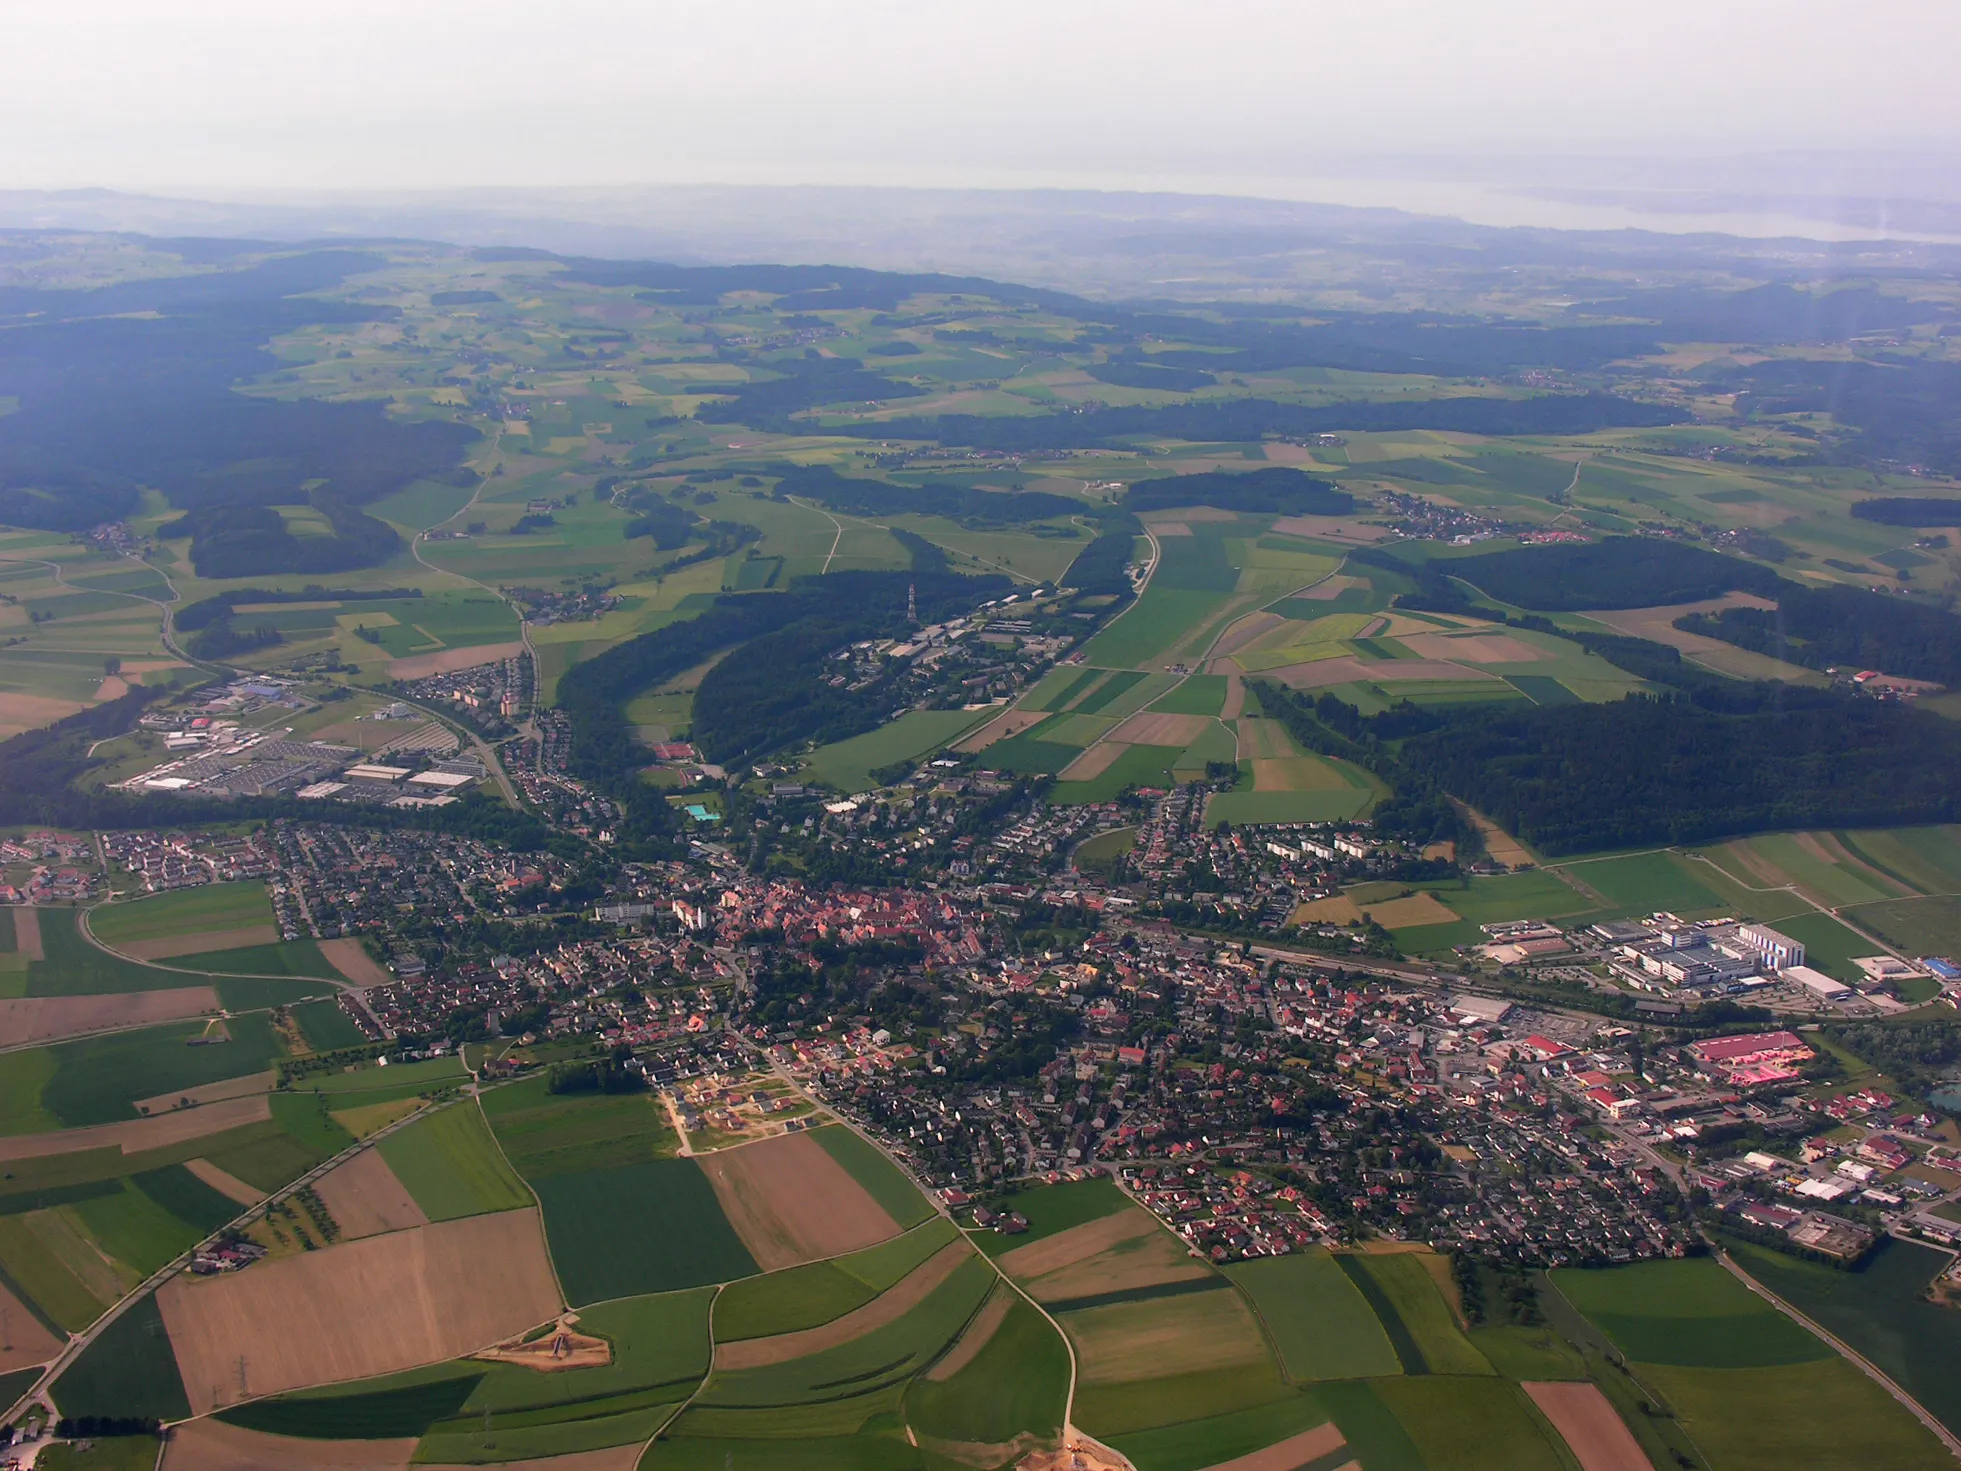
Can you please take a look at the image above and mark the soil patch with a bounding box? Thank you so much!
[698,1129,901,1272]
[1253,757,1348,792]
[1108,711,1211,748]
[955,708,1047,754]
[0,986,219,1048]
[94,676,129,701]
[474,1313,611,1372]
[136,1069,274,1116]
[1000,1210,1161,1280]
[318,938,390,988]
[1454,803,1535,869]
[0,1095,272,1162]
[925,1288,1012,1382]
[386,641,524,680]
[313,1148,430,1241]
[159,1209,563,1413]
[1194,1422,1346,1471]
[1361,893,1460,928]
[186,1158,267,1207]
[715,1239,972,1369]
[0,694,85,738]
[1297,574,1367,601]
[1211,613,1285,659]
[0,1277,64,1373]
[1267,655,1371,689]
[118,925,281,961]
[1289,896,1363,926]
[1151,522,1194,537]
[13,907,42,961]
[1220,674,1246,721]
[160,1419,416,1471]
[1523,1382,1649,1471]
[1058,742,1131,781]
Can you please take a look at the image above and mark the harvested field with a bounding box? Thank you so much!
[955,708,1048,754]
[1067,1288,1272,1384]
[118,925,281,961]
[1024,1227,1209,1305]
[1253,757,1350,792]
[159,1209,563,1413]
[386,641,524,680]
[1108,711,1212,748]
[1212,614,1283,658]
[1455,804,1536,869]
[136,1070,274,1116]
[312,1148,430,1241]
[1297,574,1367,601]
[0,694,85,739]
[318,939,390,988]
[0,986,218,1048]
[0,1095,271,1162]
[1058,742,1131,781]
[1290,896,1363,926]
[1360,893,1459,928]
[925,1287,1013,1382]
[698,1130,900,1272]
[1268,515,1391,543]
[185,1158,265,1207]
[1400,632,1546,664]
[999,1210,1161,1281]
[1235,717,1294,761]
[1220,674,1246,720]
[0,1277,64,1371]
[13,907,42,961]
[160,1419,415,1471]
[1523,1382,1648,1471]
[714,1239,972,1369]
[1152,522,1193,537]
[1267,656,1369,688]
[1194,1422,1346,1471]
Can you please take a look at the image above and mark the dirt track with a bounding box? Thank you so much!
[0,1094,270,1162]
[0,986,218,1048]
[716,1239,972,1369]
[160,1209,562,1412]
[312,1148,430,1240]
[1523,1382,1649,1471]
[698,1130,900,1271]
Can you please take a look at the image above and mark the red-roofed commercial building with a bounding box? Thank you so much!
[1691,1031,1813,1069]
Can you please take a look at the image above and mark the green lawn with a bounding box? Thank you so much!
[1770,909,1886,983]
[1226,1250,1402,1381]
[291,998,366,1051]
[1555,849,1729,916]
[378,1103,532,1221]
[811,1124,936,1228]
[532,1159,757,1305]
[89,882,273,945]
[481,1074,676,1179]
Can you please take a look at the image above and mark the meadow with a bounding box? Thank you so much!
[533,1158,757,1303]
[1227,1250,1402,1381]
[377,1103,532,1221]
[481,1073,677,1178]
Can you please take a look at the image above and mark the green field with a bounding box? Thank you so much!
[38,1012,280,1127]
[1771,909,1891,982]
[1049,743,1189,804]
[532,1159,756,1304]
[811,1124,936,1228]
[1342,1253,1492,1376]
[1370,1377,1569,1471]
[715,1219,960,1341]
[291,997,366,1051]
[298,1055,467,1097]
[34,1435,163,1471]
[904,1289,1070,1452]
[1555,849,1730,916]
[1227,1251,1402,1381]
[1724,1236,1961,1437]
[838,1217,959,1289]
[1149,675,1229,717]
[803,708,992,792]
[481,1074,676,1179]
[50,1293,191,1421]
[66,1177,209,1276]
[24,910,196,996]
[1080,588,1232,668]
[972,1177,1130,1254]
[1551,1257,1832,1368]
[0,1212,113,1332]
[89,882,274,945]
[377,1103,532,1221]
[170,939,343,981]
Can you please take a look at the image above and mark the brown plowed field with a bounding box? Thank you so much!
[0,695,85,740]
[925,1287,1012,1381]
[313,1148,429,1240]
[160,1419,416,1471]
[386,642,524,679]
[159,1209,562,1412]
[999,1210,1160,1280]
[954,708,1047,754]
[0,1277,64,1372]
[716,1239,972,1369]
[1024,1225,1209,1304]
[137,1071,274,1116]
[1150,521,1193,537]
[1194,1422,1345,1471]
[1210,614,1284,659]
[186,1158,266,1206]
[0,1095,271,1162]
[1296,574,1367,601]
[13,906,41,960]
[319,938,390,988]
[1108,711,1211,748]
[1219,674,1246,720]
[1058,742,1130,781]
[0,986,218,1048]
[1523,1382,1649,1471]
[698,1130,900,1272]
[119,925,281,960]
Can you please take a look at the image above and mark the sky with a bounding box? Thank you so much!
[6,0,1959,197]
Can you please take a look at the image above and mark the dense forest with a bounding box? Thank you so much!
[1120,466,1355,515]
[176,586,420,630]
[1676,582,1961,684]
[1851,497,1961,527]
[162,492,403,578]
[1726,357,1961,478]
[1392,690,1961,853]
[694,357,926,424]
[1086,360,1216,392]
[1424,536,1787,611]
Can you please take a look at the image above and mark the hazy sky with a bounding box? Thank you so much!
[7,0,1959,195]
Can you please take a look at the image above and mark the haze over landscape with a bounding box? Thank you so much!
[5,8,1961,1471]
